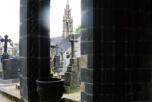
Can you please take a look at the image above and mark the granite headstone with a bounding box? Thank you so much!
[2,57,20,79]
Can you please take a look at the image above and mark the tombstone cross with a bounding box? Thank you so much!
[60,48,64,68]
[0,35,13,59]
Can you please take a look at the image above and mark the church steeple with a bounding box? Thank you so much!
[62,0,73,39]
[67,0,69,5]
[66,0,70,9]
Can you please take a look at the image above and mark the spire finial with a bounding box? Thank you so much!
[67,0,69,5]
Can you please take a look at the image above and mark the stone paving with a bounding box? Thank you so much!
[0,93,17,102]
[0,85,20,98]
[0,83,80,102]
[0,84,20,102]
[63,91,80,102]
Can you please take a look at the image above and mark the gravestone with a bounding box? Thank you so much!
[64,34,80,93]
[64,58,80,93]
[60,49,65,69]
[54,55,60,71]
[2,57,20,79]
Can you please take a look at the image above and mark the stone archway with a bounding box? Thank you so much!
[20,0,152,102]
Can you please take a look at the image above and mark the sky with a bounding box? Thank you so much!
[0,0,81,43]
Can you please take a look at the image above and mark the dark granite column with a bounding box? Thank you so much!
[20,0,64,102]
[38,0,50,81]
[20,0,39,102]
[81,0,93,101]
[81,0,152,102]
[37,1,64,102]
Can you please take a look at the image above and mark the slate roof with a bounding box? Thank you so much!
[51,36,62,45]
[51,34,81,55]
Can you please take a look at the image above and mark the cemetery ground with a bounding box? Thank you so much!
[0,80,80,102]
[0,81,20,102]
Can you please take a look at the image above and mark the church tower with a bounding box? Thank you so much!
[62,0,73,39]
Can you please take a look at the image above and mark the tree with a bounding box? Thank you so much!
[75,26,81,34]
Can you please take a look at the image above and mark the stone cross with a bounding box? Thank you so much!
[0,35,13,59]
[65,34,80,93]
[69,34,78,58]
[60,48,64,68]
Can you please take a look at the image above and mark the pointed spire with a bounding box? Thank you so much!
[67,0,69,5]
[66,0,69,8]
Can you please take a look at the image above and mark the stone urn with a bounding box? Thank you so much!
[36,78,64,102]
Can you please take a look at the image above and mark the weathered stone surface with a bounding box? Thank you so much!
[81,0,152,102]
[54,55,60,70]
[81,92,93,102]
[20,0,39,102]
[64,33,81,93]
[80,55,88,68]
[64,58,80,93]
[2,58,20,79]
[81,0,94,101]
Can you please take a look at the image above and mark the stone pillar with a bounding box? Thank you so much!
[60,49,64,66]
[38,0,50,81]
[20,0,64,102]
[20,0,39,102]
[59,49,65,71]
[70,34,77,59]
[81,0,152,102]
[81,0,93,101]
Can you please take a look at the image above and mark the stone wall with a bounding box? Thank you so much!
[20,0,39,102]
[81,0,93,101]
[81,0,152,102]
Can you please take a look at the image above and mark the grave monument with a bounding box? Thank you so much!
[0,35,12,60]
[0,35,20,80]
[60,48,65,69]
[64,34,81,93]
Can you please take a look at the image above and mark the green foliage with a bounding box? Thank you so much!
[9,52,13,56]
[75,26,81,34]
[51,69,55,78]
